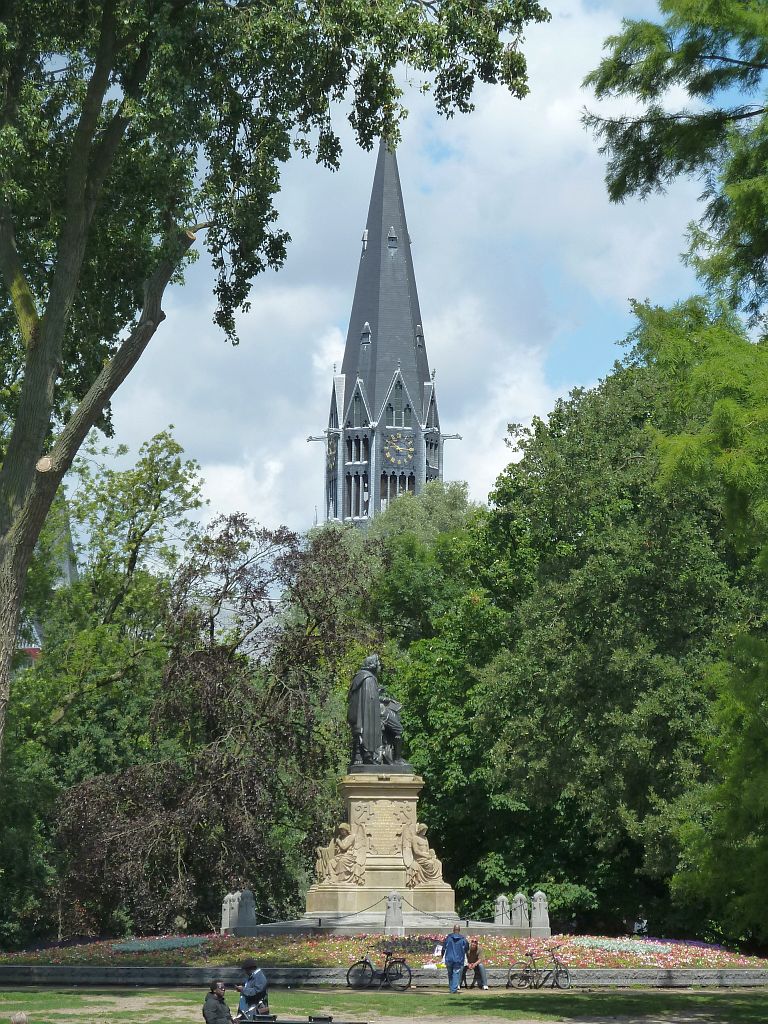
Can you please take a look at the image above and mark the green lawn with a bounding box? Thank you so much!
[1,986,768,1023]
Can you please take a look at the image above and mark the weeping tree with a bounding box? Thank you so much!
[0,0,550,757]
[52,512,388,935]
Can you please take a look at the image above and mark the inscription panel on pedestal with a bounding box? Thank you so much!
[351,799,416,855]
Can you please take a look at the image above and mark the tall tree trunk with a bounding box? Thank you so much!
[0,564,22,758]
[0,228,196,758]
[0,525,37,757]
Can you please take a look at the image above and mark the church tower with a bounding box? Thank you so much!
[324,142,442,523]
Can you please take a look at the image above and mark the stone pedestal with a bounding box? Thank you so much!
[305,772,456,928]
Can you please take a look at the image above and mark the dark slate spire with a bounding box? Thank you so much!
[340,141,432,420]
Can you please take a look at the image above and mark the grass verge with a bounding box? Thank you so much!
[1,986,768,1023]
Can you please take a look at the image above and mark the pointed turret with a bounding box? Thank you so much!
[322,142,442,524]
[341,141,432,420]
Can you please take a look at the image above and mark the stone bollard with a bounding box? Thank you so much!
[511,892,530,934]
[221,892,235,934]
[384,890,405,936]
[530,890,551,938]
[236,888,257,931]
[494,894,510,926]
[222,888,258,934]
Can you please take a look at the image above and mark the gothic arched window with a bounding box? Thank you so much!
[344,474,352,518]
[394,381,403,425]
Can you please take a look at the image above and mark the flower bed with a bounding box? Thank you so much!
[0,932,765,970]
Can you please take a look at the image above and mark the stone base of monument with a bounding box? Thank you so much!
[226,918,537,936]
[223,771,550,937]
[302,772,458,931]
[304,884,456,921]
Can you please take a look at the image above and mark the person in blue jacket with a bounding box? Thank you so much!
[235,960,269,1020]
[440,924,469,993]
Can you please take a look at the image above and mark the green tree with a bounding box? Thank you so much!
[0,429,204,942]
[0,726,58,945]
[586,0,768,938]
[0,0,549,759]
[473,338,748,931]
[584,1,768,326]
[366,481,480,644]
[2,474,382,939]
[33,431,202,753]
[631,298,768,942]
[360,483,511,914]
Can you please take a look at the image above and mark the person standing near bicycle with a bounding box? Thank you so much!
[440,923,469,994]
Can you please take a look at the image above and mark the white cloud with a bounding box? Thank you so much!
[430,295,563,500]
[202,458,284,526]
[312,327,346,381]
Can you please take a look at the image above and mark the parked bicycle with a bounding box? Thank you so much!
[506,947,570,990]
[346,948,413,991]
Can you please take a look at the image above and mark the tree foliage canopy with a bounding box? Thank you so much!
[0,0,549,758]
[360,322,758,937]
[584,1,768,941]
[625,298,768,943]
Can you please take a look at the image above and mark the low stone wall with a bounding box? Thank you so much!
[0,966,345,989]
[1,965,767,989]
[566,968,768,989]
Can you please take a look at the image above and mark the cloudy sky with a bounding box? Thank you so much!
[111,0,701,533]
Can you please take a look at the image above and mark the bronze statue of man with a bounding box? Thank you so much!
[347,654,382,766]
[379,687,404,764]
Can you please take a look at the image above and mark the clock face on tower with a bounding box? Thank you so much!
[383,432,415,466]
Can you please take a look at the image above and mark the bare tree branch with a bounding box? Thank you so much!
[699,53,768,72]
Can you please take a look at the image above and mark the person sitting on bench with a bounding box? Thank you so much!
[203,980,234,1024]
[463,938,489,989]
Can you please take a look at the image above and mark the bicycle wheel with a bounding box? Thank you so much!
[347,959,374,988]
[385,959,412,990]
[554,966,571,989]
[506,961,532,988]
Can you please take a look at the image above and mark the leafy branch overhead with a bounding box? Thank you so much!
[583,1,768,327]
[0,0,549,376]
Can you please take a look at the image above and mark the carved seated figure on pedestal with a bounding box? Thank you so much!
[315,823,367,886]
[402,823,443,887]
